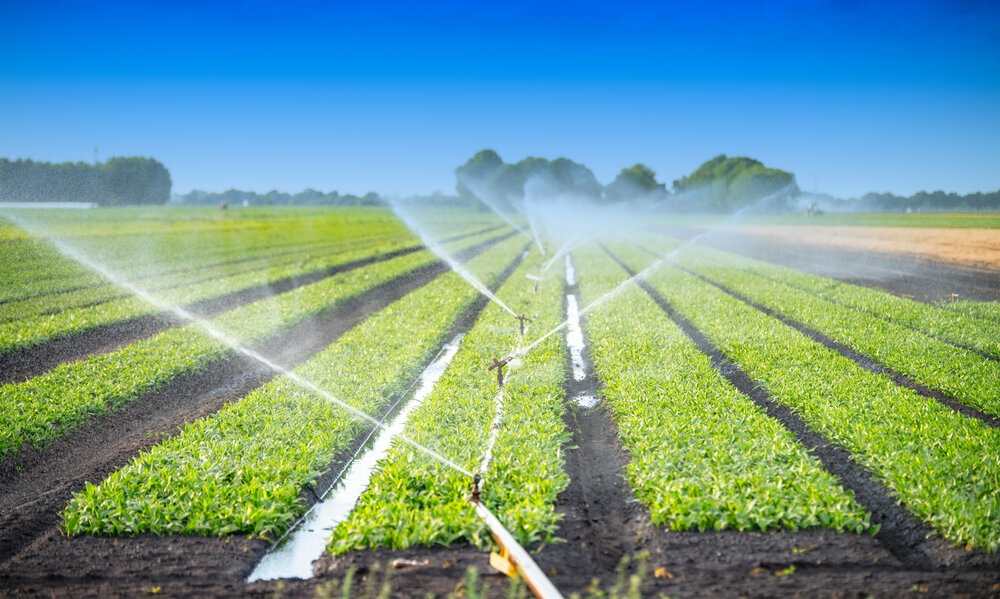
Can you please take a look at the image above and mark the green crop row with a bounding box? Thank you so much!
[4,207,411,282]
[613,244,1000,551]
[329,247,570,553]
[0,234,397,322]
[0,226,504,358]
[576,243,873,534]
[945,300,1000,324]
[0,237,105,301]
[0,234,493,459]
[0,208,411,303]
[61,236,527,537]
[681,244,1000,360]
[671,246,1000,417]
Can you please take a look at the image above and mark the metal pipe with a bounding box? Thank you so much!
[470,498,563,599]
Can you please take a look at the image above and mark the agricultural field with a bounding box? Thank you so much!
[1,206,999,598]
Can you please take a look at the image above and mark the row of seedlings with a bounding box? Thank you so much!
[671,245,1000,417]
[612,243,1000,552]
[0,208,405,303]
[6,207,413,285]
[329,247,571,552]
[576,243,872,533]
[0,232,497,460]
[686,244,1000,360]
[0,218,498,355]
[61,236,528,537]
[945,300,1000,324]
[0,227,105,301]
[0,237,412,354]
[0,231,402,322]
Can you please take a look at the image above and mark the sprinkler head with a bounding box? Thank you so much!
[489,356,513,388]
[471,472,482,503]
[516,313,534,336]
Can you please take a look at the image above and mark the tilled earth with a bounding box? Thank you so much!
[2,228,999,598]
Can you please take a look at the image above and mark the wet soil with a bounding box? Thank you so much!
[2,232,1000,597]
[671,225,1000,302]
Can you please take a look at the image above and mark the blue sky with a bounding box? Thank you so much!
[2,0,999,199]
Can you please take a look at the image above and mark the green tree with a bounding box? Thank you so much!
[604,163,665,203]
[673,154,797,211]
[101,157,171,205]
[454,149,603,207]
[455,149,504,201]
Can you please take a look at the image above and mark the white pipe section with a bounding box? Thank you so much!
[471,500,563,599]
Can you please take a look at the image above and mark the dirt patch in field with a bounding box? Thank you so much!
[719,225,1000,272]
[683,225,1000,302]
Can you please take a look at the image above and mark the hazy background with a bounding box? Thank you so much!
[2,0,998,199]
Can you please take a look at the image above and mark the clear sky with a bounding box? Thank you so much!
[2,0,999,199]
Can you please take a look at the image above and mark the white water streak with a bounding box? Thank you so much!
[8,215,471,478]
[388,200,519,318]
[564,254,577,287]
[248,335,465,582]
[565,294,587,383]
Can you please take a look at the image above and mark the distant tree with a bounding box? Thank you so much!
[455,149,504,200]
[454,149,603,207]
[0,156,171,205]
[604,163,666,203]
[100,157,172,205]
[547,157,603,199]
[673,154,797,211]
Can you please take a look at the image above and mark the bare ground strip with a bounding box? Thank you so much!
[532,252,656,595]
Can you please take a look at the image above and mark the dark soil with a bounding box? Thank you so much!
[2,235,1000,598]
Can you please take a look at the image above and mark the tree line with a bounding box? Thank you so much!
[455,150,796,212]
[173,188,385,207]
[819,190,1000,213]
[0,157,171,206]
[454,150,999,213]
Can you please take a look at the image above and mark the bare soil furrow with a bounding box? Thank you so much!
[531,255,654,595]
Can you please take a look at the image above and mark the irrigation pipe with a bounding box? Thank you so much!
[470,497,563,599]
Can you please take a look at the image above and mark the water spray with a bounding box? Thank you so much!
[387,198,520,319]
[7,214,474,479]
[455,174,533,241]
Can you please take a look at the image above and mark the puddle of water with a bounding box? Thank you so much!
[248,334,464,582]
[566,294,587,382]
[565,254,598,409]
[573,390,599,409]
[565,254,577,286]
